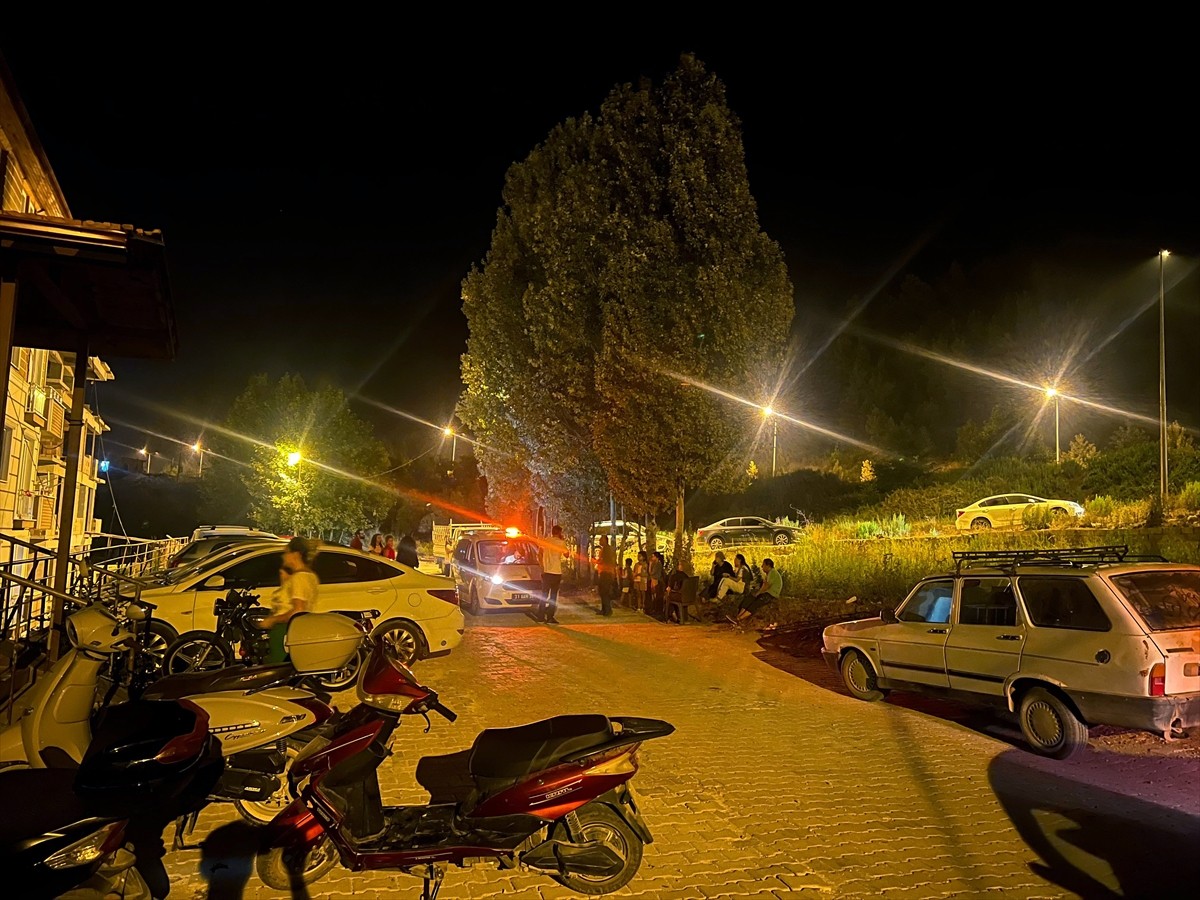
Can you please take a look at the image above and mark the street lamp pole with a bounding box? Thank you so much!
[1045,388,1060,464]
[1159,250,1169,504]
[444,428,457,463]
[193,442,205,477]
[762,407,777,478]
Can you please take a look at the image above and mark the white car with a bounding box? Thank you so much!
[821,546,1200,758]
[954,494,1084,531]
[451,530,543,615]
[124,540,464,665]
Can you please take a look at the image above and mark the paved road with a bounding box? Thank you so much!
[164,590,1200,899]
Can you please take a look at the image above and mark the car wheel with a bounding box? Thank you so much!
[1050,507,1067,518]
[140,620,177,677]
[1018,687,1089,759]
[773,532,792,546]
[708,536,725,550]
[375,620,424,666]
[305,646,365,692]
[970,517,992,530]
[465,584,481,616]
[840,650,885,702]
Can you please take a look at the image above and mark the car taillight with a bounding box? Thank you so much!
[1149,663,1166,697]
[294,695,334,724]
[156,699,210,763]
[428,589,459,606]
[955,510,964,519]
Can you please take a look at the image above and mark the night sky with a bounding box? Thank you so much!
[2,31,1196,465]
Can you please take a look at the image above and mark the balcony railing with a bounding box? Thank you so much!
[24,385,48,424]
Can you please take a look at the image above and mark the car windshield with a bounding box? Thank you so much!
[1109,570,1200,631]
[165,542,282,584]
[476,539,539,566]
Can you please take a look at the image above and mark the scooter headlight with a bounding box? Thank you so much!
[45,821,125,869]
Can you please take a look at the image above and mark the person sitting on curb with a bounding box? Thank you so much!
[715,552,753,601]
[727,558,781,628]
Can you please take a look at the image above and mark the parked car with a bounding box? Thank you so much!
[821,546,1200,758]
[955,494,1084,531]
[122,540,463,665]
[165,527,279,569]
[695,516,803,550]
[451,529,543,615]
[431,521,500,576]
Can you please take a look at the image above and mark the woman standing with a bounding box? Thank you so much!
[368,533,385,555]
[633,550,650,612]
[648,550,665,618]
[383,535,397,560]
[260,536,320,663]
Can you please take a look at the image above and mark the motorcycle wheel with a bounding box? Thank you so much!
[164,631,235,674]
[305,646,365,692]
[234,740,304,825]
[256,837,338,890]
[549,802,643,894]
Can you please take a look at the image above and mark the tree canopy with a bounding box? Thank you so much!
[203,373,390,536]
[460,54,794,538]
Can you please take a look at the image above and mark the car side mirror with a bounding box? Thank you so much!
[200,574,226,591]
[880,607,898,624]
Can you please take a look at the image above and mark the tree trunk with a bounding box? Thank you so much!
[674,476,685,566]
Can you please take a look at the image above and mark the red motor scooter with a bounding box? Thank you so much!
[257,638,673,898]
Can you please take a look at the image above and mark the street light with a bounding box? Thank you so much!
[762,407,777,478]
[1159,249,1170,504]
[138,446,150,474]
[444,427,457,463]
[287,451,302,467]
[1045,387,1060,464]
[192,442,205,477]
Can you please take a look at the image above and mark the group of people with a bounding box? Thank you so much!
[705,549,783,627]
[351,529,419,568]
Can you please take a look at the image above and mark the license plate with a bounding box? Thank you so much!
[512,593,530,601]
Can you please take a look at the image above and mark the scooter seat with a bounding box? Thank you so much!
[468,714,613,780]
[142,663,297,700]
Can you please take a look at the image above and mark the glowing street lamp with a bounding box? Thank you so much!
[192,442,205,477]
[444,427,457,463]
[138,446,150,474]
[761,407,778,478]
[1158,249,1170,503]
[1044,387,1060,464]
[287,451,302,467]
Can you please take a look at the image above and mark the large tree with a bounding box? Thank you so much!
[203,374,390,536]
[460,54,794,552]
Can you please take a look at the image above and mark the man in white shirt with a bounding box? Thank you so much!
[538,525,566,624]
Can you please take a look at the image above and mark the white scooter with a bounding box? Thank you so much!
[0,602,363,825]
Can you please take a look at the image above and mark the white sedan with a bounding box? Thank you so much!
[123,540,464,665]
[955,494,1084,531]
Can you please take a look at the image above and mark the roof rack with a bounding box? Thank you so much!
[950,545,1166,574]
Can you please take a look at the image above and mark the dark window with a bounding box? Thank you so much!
[979,497,1003,508]
[899,580,954,624]
[215,554,283,590]
[1019,577,1111,632]
[313,552,398,584]
[1109,571,1200,631]
[476,539,539,566]
[958,577,1018,626]
[454,539,472,564]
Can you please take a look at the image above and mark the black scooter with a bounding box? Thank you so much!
[0,697,224,899]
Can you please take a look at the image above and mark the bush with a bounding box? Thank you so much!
[1022,505,1054,530]
[880,514,911,537]
[854,521,882,539]
[1084,495,1116,521]
[1177,482,1200,512]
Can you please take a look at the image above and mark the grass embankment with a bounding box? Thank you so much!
[691,527,1200,626]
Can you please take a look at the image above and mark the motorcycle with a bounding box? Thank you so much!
[0,695,223,899]
[0,599,363,826]
[257,638,674,898]
[163,589,378,692]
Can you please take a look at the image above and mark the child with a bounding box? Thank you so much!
[622,558,634,607]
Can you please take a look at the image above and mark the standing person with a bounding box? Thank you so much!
[648,550,665,617]
[383,535,397,560]
[729,558,782,627]
[368,533,385,555]
[537,525,565,624]
[349,530,365,551]
[716,553,753,601]
[597,535,616,616]
[397,533,419,568]
[632,550,649,612]
[621,558,634,608]
[260,536,320,663]
[706,551,734,601]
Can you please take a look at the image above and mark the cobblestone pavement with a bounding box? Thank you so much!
[164,590,1200,899]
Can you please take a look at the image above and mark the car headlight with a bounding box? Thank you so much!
[491,574,503,585]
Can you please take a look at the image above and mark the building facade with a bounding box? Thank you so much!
[1,68,109,562]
